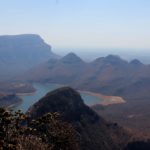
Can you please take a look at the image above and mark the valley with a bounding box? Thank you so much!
[1,0,150,149]
[0,34,150,149]
[13,83,125,113]
[18,52,150,134]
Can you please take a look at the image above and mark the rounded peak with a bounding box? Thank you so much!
[28,87,85,120]
[94,55,121,62]
[45,87,84,107]
[92,55,128,65]
[28,87,100,123]
[63,52,80,59]
[65,52,78,57]
[105,54,121,60]
[104,54,127,64]
[46,86,81,97]
[130,59,143,65]
[61,52,83,63]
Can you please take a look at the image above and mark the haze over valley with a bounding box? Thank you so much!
[1,0,150,149]
[1,33,150,149]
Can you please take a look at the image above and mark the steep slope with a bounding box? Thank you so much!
[28,87,131,150]
[0,34,57,80]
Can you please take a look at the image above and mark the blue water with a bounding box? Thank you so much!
[14,83,102,113]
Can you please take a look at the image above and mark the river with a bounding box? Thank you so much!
[14,83,103,113]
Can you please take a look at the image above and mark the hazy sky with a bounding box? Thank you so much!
[0,0,150,50]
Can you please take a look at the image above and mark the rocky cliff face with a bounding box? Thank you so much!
[28,87,131,150]
[0,34,57,80]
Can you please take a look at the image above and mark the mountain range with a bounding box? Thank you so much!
[1,34,150,136]
[0,34,150,149]
[18,52,150,133]
[20,52,150,102]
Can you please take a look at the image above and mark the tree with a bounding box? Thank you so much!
[0,108,79,150]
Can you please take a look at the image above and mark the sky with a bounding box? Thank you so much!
[0,0,150,53]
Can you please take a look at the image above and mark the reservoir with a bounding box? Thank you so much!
[14,83,103,113]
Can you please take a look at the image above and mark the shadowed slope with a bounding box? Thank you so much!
[28,87,131,150]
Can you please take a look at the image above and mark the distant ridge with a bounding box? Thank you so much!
[20,53,150,103]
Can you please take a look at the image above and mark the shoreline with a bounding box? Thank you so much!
[6,99,23,110]
[15,83,126,107]
[79,90,126,106]
[16,90,36,96]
